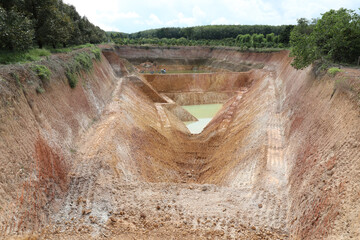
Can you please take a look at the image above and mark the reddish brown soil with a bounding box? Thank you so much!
[0,46,359,239]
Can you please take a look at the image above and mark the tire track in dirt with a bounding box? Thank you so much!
[257,72,289,231]
[155,104,171,129]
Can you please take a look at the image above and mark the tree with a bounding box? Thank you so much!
[0,7,34,50]
[290,8,360,69]
[37,6,73,48]
[312,8,360,63]
[266,33,275,43]
[251,34,265,48]
[289,18,316,69]
[279,25,294,45]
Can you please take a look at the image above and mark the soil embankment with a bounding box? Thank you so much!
[0,46,359,239]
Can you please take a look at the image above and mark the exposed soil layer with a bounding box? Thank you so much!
[0,46,359,239]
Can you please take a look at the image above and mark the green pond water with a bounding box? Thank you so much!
[183,104,223,134]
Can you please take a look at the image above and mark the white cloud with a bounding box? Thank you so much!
[222,0,281,25]
[280,0,357,24]
[192,6,206,18]
[116,12,140,19]
[177,13,197,25]
[146,14,163,25]
[165,6,206,26]
[63,0,360,33]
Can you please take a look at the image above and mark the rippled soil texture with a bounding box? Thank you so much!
[0,46,359,239]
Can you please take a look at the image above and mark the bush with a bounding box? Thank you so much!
[36,86,45,93]
[0,48,51,64]
[72,43,94,50]
[31,65,51,82]
[10,72,22,88]
[74,52,93,72]
[91,47,101,61]
[49,43,96,54]
[66,69,78,88]
[25,49,51,61]
[0,51,25,64]
[65,49,100,88]
[50,48,72,53]
[28,49,51,57]
[328,67,342,76]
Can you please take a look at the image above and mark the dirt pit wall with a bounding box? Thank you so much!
[142,72,253,105]
[1,45,359,239]
[0,51,118,233]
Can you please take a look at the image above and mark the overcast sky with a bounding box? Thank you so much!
[63,0,359,33]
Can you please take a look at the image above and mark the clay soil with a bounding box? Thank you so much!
[0,46,359,239]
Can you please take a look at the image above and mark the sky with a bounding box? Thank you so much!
[63,0,359,33]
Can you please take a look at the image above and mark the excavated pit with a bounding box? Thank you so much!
[0,46,359,239]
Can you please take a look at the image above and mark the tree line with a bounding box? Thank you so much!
[110,25,293,44]
[290,8,360,69]
[110,8,360,68]
[111,32,287,49]
[0,0,107,51]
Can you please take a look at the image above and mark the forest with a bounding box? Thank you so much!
[109,25,294,49]
[0,0,107,51]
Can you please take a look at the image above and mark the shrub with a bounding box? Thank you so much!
[0,48,51,64]
[73,43,94,50]
[66,69,78,88]
[31,65,51,82]
[10,72,22,88]
[28,49,51,57]
[91,47,101,61]
[74,53,93,72]
[36,87,45,94]
[328,67,342,77]
[50,43,95,54]
[65,50,100,88]
[50,48,72,53]
[334,77,352,93]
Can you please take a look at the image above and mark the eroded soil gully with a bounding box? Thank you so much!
[1,46,359,239]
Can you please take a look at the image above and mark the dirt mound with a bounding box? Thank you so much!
[0,46,359,239]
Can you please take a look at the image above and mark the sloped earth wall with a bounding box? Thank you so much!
[0,46,359,239]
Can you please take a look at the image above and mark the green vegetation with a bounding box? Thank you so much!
[31,65,51,82]
[91,47,101,61]
[290,8,360,69]
[65,48,101,88]
[74,53,93,72]
[36,86,45,94]
[108,24,294,49]
[10,72,22,88]
[65,68,78,89]
[328,67,342,76]
[0,44,100,64]
[111,34,286,49]
[0,48,51,64]
[113,25,292,42]
[0,6,34,51]
[49,43,95,53]
[0,1,107,52]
